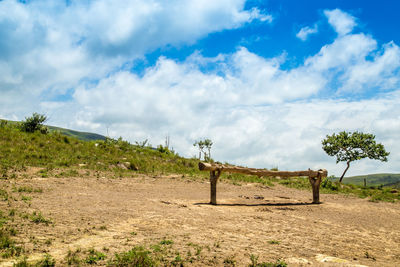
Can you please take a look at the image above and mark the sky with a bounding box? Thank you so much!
[1,0,399,177]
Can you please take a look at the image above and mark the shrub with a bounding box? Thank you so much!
[20,113,48,134]
[321,178,339,191]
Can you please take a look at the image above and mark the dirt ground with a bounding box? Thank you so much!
[1,172,400,266]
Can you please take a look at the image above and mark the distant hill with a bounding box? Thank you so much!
[331,173,400,187]
[47,125,106,141]
[1,119,106,141]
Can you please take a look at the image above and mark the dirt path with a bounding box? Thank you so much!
[1,174,400,266]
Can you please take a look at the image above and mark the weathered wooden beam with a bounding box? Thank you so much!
[198,162,328,204]
[199,162,325,178]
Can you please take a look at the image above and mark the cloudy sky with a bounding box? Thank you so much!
[1,0,399,177]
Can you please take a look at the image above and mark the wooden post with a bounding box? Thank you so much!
[308,170,326,204]
[210,170,221,205]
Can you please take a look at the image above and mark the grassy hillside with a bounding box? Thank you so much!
[331,173,400,187]
[0,122,202,178]
[47,125,106,141]
[1,119,106,141]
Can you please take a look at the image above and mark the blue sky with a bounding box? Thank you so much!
[1,0,399,176]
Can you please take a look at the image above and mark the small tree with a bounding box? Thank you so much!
[193,140,205,160]
[21,113,48,134]
[322,131,389,182]
[194,138,213,161]
[203,138,213,160]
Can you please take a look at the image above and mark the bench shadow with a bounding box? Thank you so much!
[193,202,320,207]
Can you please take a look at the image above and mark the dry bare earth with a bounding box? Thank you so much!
[1,172,400,266]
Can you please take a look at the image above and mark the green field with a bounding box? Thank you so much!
[1,119,106,141]
[331,174,400,188]
[47,125,106,141]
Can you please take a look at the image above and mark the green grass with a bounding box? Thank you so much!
[85,248,106,264]
[0,228,23,259]
[108,246,155,266]
[13,186,43,193]
[47,125,106,141]
[0,122,203,178]
[30,211,51,225]
[12,254,55,267]
[331,173,400,187]
[249,254,287,267]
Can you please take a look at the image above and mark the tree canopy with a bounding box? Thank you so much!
[322,131,389,182]
[193,138,213,161]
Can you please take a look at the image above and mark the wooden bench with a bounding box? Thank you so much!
[198,162,328,205]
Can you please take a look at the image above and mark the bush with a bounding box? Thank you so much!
[321,178,339,191]
[21,113,48,134]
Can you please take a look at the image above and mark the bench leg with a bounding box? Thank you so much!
[309,175,322,204]
[210,170,221,205]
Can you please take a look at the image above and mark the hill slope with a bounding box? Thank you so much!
[332,173,400,187]
[1,119,106,141]
[47,125,106,141]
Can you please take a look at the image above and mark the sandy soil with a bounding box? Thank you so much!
[1,173,400,266]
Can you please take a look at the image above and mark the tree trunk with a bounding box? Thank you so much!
[210,170,221,205]
[339,161,351,183]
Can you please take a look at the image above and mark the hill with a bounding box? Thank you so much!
[47,125,106,141]
[1,119,106,141]
[331,173,400,187]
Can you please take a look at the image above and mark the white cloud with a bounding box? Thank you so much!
[296,24,318,41]
[0,0,270,107]
[324,8,356,36]
[248,7,273,23]
[340,41,400,92]
[305,34,377,72]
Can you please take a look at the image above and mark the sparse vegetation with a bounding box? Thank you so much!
[85,248,106,264]
[108,246,155,266]
[249,254,287,267]
[12,254,55,267]
[30,211,51,225]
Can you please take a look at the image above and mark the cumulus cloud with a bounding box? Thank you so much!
[296,24,318,41]
[0,0,271,107]
[324,8,356,36]
[340,41,400,92]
